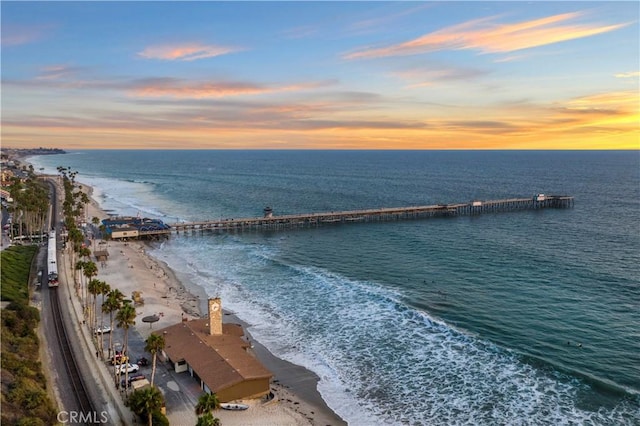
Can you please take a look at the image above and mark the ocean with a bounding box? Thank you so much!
[29,150,640,425]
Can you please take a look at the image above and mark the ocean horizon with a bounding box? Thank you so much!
[28,150,640,425]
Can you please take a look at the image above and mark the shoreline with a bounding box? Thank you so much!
[80,182,347,425]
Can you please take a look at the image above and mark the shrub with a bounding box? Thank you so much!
[0,246,37,303]
[1,245,56,424]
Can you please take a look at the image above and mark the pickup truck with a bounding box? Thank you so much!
[115,363,139,375]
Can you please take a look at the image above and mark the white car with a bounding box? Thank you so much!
[94,325,112,334]
[115,363,139,374]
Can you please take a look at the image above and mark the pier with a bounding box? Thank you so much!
[167,194,574,235]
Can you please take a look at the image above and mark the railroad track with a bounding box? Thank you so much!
[49,287,95,414]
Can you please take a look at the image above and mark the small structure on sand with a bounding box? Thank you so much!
[94,249,109,262]
[142,314,160,329]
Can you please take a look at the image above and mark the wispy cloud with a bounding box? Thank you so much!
[138,43,240,61]
[4,69,335,100]
[345,12,629,59]
[280,25,319,39]
[392,66,488,88]
[4,88,637,149]
[347,4,434,34]
[563,90,639,112]
[36,65,85,81]
[130,77,268,98]
[615,71,640,78]
[129,78,335,99]
[1,24,53,47]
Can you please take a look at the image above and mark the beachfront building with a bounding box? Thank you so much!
[158,298,273,402]
[102,217,171,240]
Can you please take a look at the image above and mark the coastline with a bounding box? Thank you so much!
[81,183,347,425]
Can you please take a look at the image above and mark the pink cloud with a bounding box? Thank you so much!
[1,24,52,46]
[345,12,629,59]
[137,43,239,61]
[130,78,335,99]
[133,80,268,98]
[36,65,83,81]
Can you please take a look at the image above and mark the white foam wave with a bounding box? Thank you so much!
[151,236,640,425]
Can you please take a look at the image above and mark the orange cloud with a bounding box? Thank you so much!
[130,78,334,99]
[132,80,269,98]
[345,12,629,59]
[138,43,239,61]
[3,83,637,150]
[564,90,639,110]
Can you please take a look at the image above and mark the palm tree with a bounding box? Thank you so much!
[78,246,91,303]
[195,392,220,415]
[83,261,98,321]
[79,245,91,260]
[116,303,136,388]
[144,333,165,386]
[68,227,84,273]
[87,278,103,336]
[91,216,100,249]
[74,260,85,298]
[127,386,164,426]
[103,289,124,359]
[196,412,220,426]
[79,191,90,221]
[97,281,111,359]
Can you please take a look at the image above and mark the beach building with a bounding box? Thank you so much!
[102,217,171,240]
[158,298,273,402]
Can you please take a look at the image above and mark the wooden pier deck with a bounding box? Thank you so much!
[168,194,573,235]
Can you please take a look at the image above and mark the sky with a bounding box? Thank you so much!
[1,1,638,150]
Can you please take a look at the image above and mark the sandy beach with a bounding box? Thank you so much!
[81,185,346,426]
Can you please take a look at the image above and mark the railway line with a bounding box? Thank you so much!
[49,286,95,415]
[45,178,97,418]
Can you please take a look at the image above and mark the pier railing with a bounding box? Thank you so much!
[168,195,573,234]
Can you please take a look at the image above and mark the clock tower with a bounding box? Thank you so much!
[208,297,222,336]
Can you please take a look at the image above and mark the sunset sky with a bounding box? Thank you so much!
[2,1,638,150]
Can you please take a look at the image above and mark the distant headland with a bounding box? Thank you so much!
[1,148,66,159]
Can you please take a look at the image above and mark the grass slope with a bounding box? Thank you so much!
[1,245,57,425]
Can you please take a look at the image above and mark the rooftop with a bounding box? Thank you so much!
[159,319,272,394]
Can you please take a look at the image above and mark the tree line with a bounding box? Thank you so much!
[56,167,224,425]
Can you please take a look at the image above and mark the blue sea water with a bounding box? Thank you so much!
[30,150,640,425]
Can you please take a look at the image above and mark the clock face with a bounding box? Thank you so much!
[211,303,220,311]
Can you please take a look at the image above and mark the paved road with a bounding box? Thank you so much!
[100,322,202,423]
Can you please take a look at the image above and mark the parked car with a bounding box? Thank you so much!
[136,357,149,366]
[94,325,112,335]
[119,373,146,389]
[115,363,139,375]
